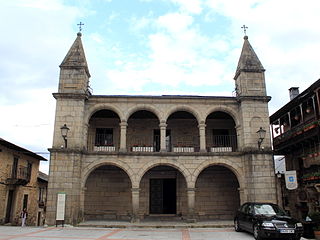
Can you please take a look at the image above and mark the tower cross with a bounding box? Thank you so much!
[241,25,248,36]
[77,22,84,32]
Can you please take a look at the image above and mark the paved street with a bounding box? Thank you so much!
[0,226,312,240]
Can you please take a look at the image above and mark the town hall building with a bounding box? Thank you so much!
[46,32,277,225]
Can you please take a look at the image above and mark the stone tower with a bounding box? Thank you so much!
[234,35,275,202]
[47,32,90,225]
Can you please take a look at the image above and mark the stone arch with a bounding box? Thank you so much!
[82,160,134,189]
[135,160,192,188]
[204,106,240,127]
[125,105,162,122]
[165,105,202,124]
[85,104,124,124]
[193,160,242,220]
[191,159,243,189]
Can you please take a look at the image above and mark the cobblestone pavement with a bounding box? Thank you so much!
[0,226,312,240]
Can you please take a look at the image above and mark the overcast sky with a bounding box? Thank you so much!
[0,0,319,173]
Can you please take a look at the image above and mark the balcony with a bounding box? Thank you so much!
[6,166,30,185]
[273,118,319,150]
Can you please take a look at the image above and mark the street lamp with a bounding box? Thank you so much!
[60,124,69,148]
[257,127,266,150]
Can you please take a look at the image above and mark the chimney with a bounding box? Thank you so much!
[289,87,299,100]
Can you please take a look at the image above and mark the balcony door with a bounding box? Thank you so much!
[5,190,14,223]
[153,130,171,152]
[11,157,18,178]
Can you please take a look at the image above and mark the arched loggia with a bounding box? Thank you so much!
[167,111,199,152]
[205,111,237,152]
[87,109,121,152]
[127,110,160,152]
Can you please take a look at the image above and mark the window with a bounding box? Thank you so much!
[27,162,32,181]
[11,157,19,178]
[38,188,44,202]
[23,194,28,210]
[95,128,113,146]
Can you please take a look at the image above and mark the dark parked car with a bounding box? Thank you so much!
[234,202,303,240]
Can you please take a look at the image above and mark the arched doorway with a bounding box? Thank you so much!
[84,165,132,220]
[139,166,187,218]
[195,165,240,220]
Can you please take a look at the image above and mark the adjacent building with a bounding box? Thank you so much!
[270,80,320,219]
[0,138,48,226]
[46,33,277,225]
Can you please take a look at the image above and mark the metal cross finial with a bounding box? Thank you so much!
[77,22,84,32]
[241,25,248,36]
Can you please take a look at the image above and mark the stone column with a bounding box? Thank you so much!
[159,122,167,152]
[187,188,196,222]
[119,121,127,152]
[131,188,140,222]
[198,123,206,152]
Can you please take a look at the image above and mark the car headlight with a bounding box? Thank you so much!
[296,222,303,227]
[262,222,274,227]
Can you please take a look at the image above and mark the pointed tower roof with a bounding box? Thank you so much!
[60,32,90,77]
[234,36,264,80]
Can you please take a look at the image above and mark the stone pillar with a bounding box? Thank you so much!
[198,123,206,152]
[119,121,127,152]
[238,187,246,205]
[159,122,167,152]
[79,186,87,223]
[131,188,140,222]
[187,188,196,222]
[235,124,241,151]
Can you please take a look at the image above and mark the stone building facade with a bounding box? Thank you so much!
[46,33,277,225]
[0,138,47,226]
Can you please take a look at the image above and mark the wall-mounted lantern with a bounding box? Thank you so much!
[257,127,266,150]
[60,124,69,148]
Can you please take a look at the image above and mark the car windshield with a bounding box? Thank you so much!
[254,204,286,216]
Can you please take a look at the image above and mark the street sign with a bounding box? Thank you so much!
[285,171,298,190]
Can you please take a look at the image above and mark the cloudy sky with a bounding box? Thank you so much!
[0,0,319,173]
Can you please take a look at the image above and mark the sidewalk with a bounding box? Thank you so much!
[77,219,234,228]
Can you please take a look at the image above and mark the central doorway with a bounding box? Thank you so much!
[149,178,176,214]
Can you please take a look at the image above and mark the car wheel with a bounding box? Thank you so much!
[234,219,241,232]
[253,224,263,240]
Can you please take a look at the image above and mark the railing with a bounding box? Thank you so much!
[273,118,319,146]
[87,132,237,153]
[87,133,117,152]
[209,135,237,152]
[6,166,30,185]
